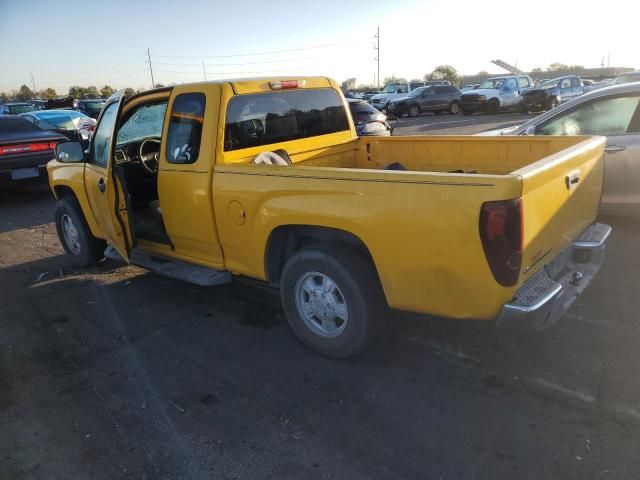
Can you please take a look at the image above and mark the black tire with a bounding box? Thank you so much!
[280,243,386,359]
[408,105,420,118]
[54,197,106,267]
[548,98,559,110]
[486,99,500,114]
[462,108,473,116]
[449,101,460,114]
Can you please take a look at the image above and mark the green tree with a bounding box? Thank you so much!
[16,84,34,101]
[0,92,9,103]
[383,75,407,85]
[531,67,542,73]
[123,87,135,97]
[68,85,87,99]
[424,65,462,86]
[154,83,165,88]
[40,88,57,99]
[85,85,100,98]
[100,85,115,98]
[547,63,569,72]
[477,70,489,76]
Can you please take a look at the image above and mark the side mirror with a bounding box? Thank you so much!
[524,125,536,136]
[55,141,85,163]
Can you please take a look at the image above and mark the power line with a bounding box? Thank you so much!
[152,55,331,67]
[152,38,367,59]
[38,55,146,80]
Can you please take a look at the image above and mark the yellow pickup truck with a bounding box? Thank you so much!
[48,77,611,358]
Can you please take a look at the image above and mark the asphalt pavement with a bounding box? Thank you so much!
[1,114,639,480]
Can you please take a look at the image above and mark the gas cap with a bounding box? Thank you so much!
[228,201,246,225]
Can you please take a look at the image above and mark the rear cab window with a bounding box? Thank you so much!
[166,93,205,164]
[224,89,349,151]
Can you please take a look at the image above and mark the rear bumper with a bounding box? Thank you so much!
[0,151,54,185]
[496,223,611,330]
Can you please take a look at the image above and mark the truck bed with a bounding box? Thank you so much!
[214,134,606,320]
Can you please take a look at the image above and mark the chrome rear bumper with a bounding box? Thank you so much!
[496,223,611,331]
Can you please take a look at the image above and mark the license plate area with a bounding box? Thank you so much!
[11,167,39,180]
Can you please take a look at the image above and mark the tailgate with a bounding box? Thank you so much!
[515,136,606,285]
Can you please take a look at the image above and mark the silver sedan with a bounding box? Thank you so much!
[480,82,640,215]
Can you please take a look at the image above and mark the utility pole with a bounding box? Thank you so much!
[30,72,36,92]
[147,48,155,88]
[374,26,380,88]
[607,50,611,68]
[202,61,207,81]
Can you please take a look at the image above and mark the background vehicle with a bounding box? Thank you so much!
[48,77,608,358]
[361,90,380,101]
[20,109,96,148]
[424,80,451,86]
[347,98,392,136]
[461,84,480,92]
[0,116,66,185]
[612,71,640,85]
[460,74,534,115]
[522,75,583,113]
[387,85,461,117]
[0,102,35,115]
[370,81,426,111]
[75,99,106,119]
[479,82,640,215]
[30,99,48,110]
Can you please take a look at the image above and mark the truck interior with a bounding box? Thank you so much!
[113,98,170,245]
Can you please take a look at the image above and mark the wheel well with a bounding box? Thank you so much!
[265,226,375,283]
[53,185,77,202]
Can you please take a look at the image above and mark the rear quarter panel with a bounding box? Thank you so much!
[213,163,522,320]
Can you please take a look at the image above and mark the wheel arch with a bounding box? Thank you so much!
[53,183,102,238]
[264,225,381,286]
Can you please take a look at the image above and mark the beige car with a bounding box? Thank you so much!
[480,82,640,215]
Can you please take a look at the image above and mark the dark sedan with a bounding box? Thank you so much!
[0,116,67,185]
[347,99,393,136]
[75,98,106,119]
[387,85,461,117]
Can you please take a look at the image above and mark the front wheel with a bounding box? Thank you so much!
[55,197,106,267]
[449,101,460,114]
[280,244,386,358]
[408,105,420,117]
[486,99,500,114]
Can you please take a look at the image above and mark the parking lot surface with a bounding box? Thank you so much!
[2,114,640,480]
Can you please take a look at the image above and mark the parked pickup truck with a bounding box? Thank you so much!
[48,76,611,358]
[460,74,534,115]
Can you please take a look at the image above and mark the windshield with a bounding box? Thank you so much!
[479,78,505,89]
[613,73,640,85]
[408,87,427,97]
[7,104,34,114]
[82,101,105,112]
[380,83,398,93]
[117,102,168,144]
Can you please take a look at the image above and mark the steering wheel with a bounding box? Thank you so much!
[139,137,162,175]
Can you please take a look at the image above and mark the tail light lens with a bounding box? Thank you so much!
[0,142,58,155]
[479,198,523,287]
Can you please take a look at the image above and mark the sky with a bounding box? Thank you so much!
[0,0,638,94]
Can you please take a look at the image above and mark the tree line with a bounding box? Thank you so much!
[0,83,167,103]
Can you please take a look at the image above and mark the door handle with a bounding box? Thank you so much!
[604,145,627,154]
[97,177,106,193]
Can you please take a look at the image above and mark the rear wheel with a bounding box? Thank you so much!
[449,101,460,114]
[55,197,106,267]
[280,243,386,358]
[408,105,420,117]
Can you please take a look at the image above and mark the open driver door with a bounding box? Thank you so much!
[83,91,134,262]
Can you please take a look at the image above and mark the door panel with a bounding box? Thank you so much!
[621,134,640,208]
[83,96,132,260]
[601,136,629,206]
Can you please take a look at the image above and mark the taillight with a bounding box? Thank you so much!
[0,142,58,155]
[84,124,96,132]
[479,198,523,287]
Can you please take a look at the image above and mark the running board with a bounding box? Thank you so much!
[104,246,231,287]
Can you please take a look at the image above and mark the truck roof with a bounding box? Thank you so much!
[129,76,336,101]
